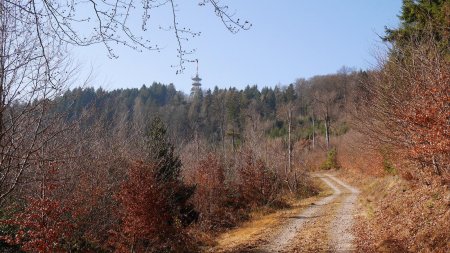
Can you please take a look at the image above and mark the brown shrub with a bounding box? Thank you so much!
[355,36,449,179]
[345,171,450,253]
[112,161,195,253]
[238,150,282,208]
[0,163,74,253]
[187,153,241,230]
[333,131,385,176]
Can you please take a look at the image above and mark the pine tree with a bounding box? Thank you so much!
[384,0,449,52]
[145,116,182,181]
[145,116,198,226]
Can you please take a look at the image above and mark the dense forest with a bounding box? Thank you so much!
[0,0,448,252]
[1,71,362,252]
[55,71,358,149]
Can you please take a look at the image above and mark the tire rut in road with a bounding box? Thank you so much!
[262,173,359,253]
[326,174,359,253]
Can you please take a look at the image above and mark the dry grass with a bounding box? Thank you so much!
[337,169,450,253]
[206,179,330,252]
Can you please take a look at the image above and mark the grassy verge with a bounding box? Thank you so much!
[336,169,449,253]
[204,177,330,252]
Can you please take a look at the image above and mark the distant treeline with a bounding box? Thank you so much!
[54,70,365,146]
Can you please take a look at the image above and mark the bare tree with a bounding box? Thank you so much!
[1,0,250,72]
[312,94,334,150]
[275,84,297,191]
[310,76,341,150]
[0,0,249,203]
[277,104,294,175]
[354,33,449,177]
[0,2,75,204]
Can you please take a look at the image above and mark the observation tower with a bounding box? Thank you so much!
[191,59,201,96]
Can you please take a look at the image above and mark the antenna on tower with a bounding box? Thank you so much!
[196,59,199,77]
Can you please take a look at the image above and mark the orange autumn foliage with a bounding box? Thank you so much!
[1,163,74,253]
[112,161,194,252]
[357,37,449,179]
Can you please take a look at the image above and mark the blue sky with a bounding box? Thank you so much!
[73,1,402,93]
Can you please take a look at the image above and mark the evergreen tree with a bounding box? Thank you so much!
[145,116,198,226]
[145,116,181,181]
[384,0,449,52]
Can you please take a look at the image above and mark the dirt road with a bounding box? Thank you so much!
[211,172,360,253]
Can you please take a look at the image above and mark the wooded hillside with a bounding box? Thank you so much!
[0,0,448,252]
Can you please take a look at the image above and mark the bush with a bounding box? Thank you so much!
[320,148,339,170]
[188,154,236,230]
[357,32,450,177]
[113,161,197,253]
[238,150,282,208]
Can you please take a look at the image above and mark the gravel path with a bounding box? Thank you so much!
[211,173,360,253]
[262,173,359,252]
[327,174,360,253]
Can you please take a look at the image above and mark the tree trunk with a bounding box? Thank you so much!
[231,128,235,153]
[194,128,199,159]
[325,108,330,150]
[312,113,315,149]
[288,107,292,173]
[0,3,4,140]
